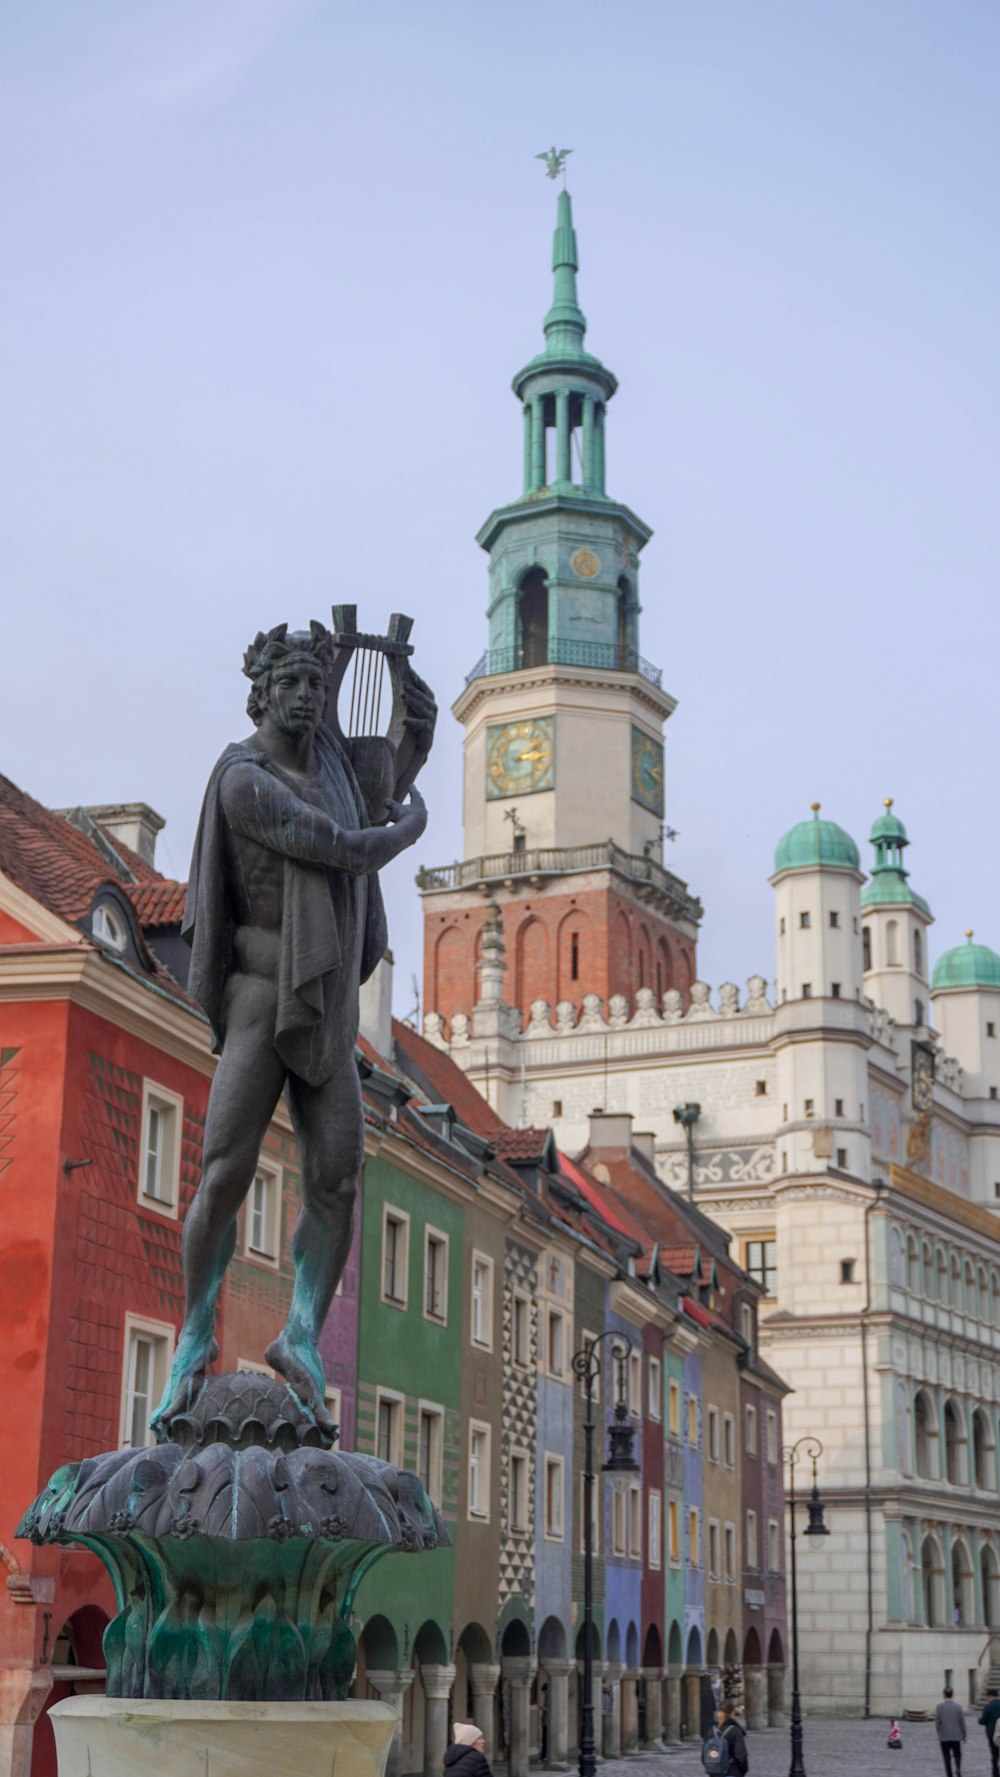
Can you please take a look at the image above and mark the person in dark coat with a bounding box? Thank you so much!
[980,1687,1000,1777]
[444,1723,492,1777]
[718,1702,748,1775]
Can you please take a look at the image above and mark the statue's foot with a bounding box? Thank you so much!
[150,1334,219,1433]
[265,1331,335,1438]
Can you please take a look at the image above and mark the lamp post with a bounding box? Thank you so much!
[572,1332,639,1777]
[672,1103,701,1199]
[782,1436,830,1777]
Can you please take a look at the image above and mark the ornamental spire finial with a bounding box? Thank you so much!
[536,145,572,186]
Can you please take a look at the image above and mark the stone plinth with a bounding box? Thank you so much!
[49,1696,397,1777]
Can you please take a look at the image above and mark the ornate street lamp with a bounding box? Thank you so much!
[672,1102,701,1199]
[783,1436,830,1777]
[572,1332,639,1777]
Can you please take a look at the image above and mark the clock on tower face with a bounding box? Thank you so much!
[631,726,664,816]
[486,717,555,800]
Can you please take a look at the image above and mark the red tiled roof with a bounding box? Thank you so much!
[390,1019,508,1137]
[130,880,187,926]
[661,1245,699,1275]
[0,771,127,926]
[492,1126,551,1163]
[558,1152,653,1253]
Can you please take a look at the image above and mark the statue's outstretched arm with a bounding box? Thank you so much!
[221,763,426,875]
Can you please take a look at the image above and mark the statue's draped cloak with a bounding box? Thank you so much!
[182,726,387,1086]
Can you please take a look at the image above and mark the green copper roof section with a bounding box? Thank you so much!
[544,190,587,355]
[773,804,860,874]
[860,799,933,915]
[932,933,1000,991]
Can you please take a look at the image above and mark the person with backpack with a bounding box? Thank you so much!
[702,1701,748,1775]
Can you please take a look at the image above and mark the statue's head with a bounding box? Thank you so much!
[243,622,334,728]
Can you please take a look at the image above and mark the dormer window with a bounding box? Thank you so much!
[93,902,127,953]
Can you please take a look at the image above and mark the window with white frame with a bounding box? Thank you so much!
[723,1412,735,1468]
[708,1518,720,1579]
[768,1517,782,1572]
[687,1395,699,1446]
[649,1356,662,1421]
[668,1496,681,1562]
[246,1162,280,1262]
[468,1420,491,1518]
[648,1488,662,1568]
[510,1449,530,1531]
[513,1293,531,1367]
[579,1475,601,1555]
[707,1405,720,1463]
[688,1506,700,1567]
[668,1379,681,1437]
[546,1307,566,1379]
[471,1254,494,1349]
[745,1403,758,1456]
[741,1302,755,1346]
[417,1403,444,1504]
[93,901,128,952]
[724,1521,736,1582]
[612,1486,627,1555]
[628,1482,642,1558]
[746,1508,759,1569]
[766,1408,778,1464]
[543,1454,565,1539]
[382,1207,409,1306]
[120,1315,174,1448]
[423,1227,448,1322]
[628,1349,642,1415]
[138,1081,183,1214]
[376,1390,404,1467]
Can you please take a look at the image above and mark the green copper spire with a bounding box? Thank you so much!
[543,190,588,357]
[860,799,933,915]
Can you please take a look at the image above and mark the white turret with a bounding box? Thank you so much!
[860,801,934,1032]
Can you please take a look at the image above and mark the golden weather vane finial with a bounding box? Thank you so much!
[536,146,573,186]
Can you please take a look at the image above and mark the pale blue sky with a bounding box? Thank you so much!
[3,1,998,1014]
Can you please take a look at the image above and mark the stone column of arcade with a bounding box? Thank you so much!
[16,611,442,1777]
[540,1657,573,1767]
[421,1664,456,1777]
[640,1667,664,1746]
[468,1663,501,1758]
[368,1669,415,1777]
[744,1664,767,1731]
[619,1668,639,1754]
[502,1656,536,1777]
[601,1662,622,1758]
[664,1665,682,1744]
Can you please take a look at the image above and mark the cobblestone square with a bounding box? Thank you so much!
[600,1714,992,1777]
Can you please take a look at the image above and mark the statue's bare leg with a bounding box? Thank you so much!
[265,1054,363,1434]
[152,974,287,1428]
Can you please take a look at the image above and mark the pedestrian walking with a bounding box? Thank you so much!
[887,1719,902,1751]
[934,1687,967,1776]
[445,1723,492,1777]
[979,1687,1000,1777]
[702,1701,748,1775]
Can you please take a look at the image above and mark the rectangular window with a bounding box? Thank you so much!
[418,1403,444,1505]
[755,1079,768,1096]
[423,1228,449,1322]
[708,1519,720,1579]
[723,1412,735,1467]
[468,1420,491,1519]
[687,1395,699,1446]
[804,1096,814,1115]
[543,1454,565,1540]
[668,1497,681,1563]
[745,1238,777,1298]
[741,1302,755,1346]
[471,1253,494,1349]
[766,1409,778,1465]
[829,910,840,928]
[724,1522,736,1582]
[648,1489,662,1568]
[768,1518,781,1572]
[649,1356,662,1421]
[376,1391,403,1467]
[382,1207,409,1306]
[688,1506,700,1567]
[745,1404,758,1456]
[835,1098,844,1116]
[800,911,811,929]
[628,1483,642,1559]
[989,1023,996,1039]
[668,1378,681,1437]
[246,1162,280,1261]
[138,1081,183,1214]
[628,1349,642,1415]
[747,1508,759,1569]
[612,1486,627,1555]
[802,984,813,999]
[831,982,841,999]
[120,1315,174,1448]
[707,1405,720,1463]
[510,1451,529,1532]
[546,1308,566,1378]
[513,1293,531,1367]
[837,1148,848,1168]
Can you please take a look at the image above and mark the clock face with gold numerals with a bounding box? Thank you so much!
[571,547,601,579]
[631,725,664,816]
[486,717,555,799]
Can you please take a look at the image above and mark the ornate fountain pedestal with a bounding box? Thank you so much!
[19,1374,447,1774]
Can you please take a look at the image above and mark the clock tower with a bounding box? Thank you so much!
[420,187,701,1031]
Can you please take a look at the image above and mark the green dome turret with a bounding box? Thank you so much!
[932,933,1000,991]
[773,803,860,874]
[860,798,932,916]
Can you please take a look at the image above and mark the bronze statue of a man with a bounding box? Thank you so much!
[153,620,432,1435]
